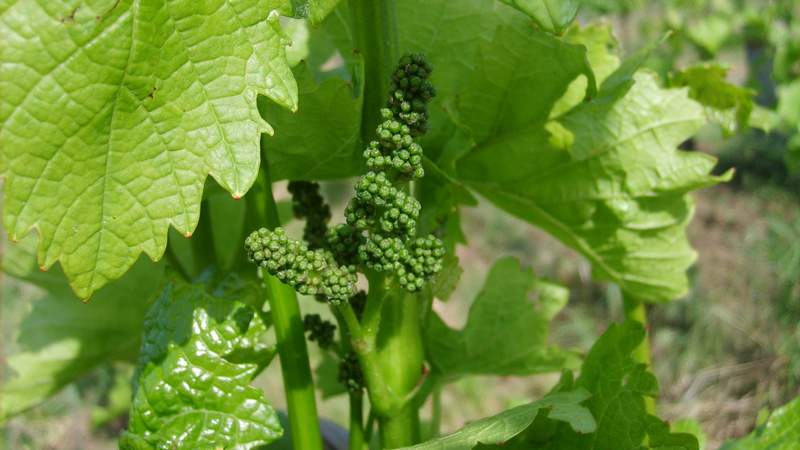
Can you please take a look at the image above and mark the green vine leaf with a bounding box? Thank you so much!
[669,64,756,135]
[0,0,299,298]
[453,24,595,146]
[258,64,363,181]
[425,257,573,377]
[551,22,621,117]
[0,235,164,421]
[498,0,580,35]
[398,390,595,450]
[120,276,279,449]
[508,322,699,449]
[456,56,732,300]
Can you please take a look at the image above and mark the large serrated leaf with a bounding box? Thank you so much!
[121,276,280,449]
[512,323,699,450]
[457,59,731,301]
[0,0,298,298]
[425,257,572,377]
[669,64,755,135]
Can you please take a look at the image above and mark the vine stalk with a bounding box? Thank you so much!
[247,158,324,450]
[350,0,398,144]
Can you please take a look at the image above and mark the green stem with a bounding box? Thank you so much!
[264,276,323,450]
[365,408,376,443]
[331,308,366,450]
[380,403,419,448]
[375,289,424,448]
[247,162,323,450]
[429,386,442,439]
[622,294,656,414]
[362,271,387,339]
[336,276,426,447]
[337,299,397,415]
[349,0,398,143]
[349,392,366,450]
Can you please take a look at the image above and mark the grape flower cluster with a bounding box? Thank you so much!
[244,54,444,301]
[303,313,336,349]
[244,228,356,302]
[345,54,445,292]
[338,352,364,393]
[288,181,330,250]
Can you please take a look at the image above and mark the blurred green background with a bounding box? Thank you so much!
[2,0,799,449]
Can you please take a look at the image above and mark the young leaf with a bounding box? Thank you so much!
[567,323,659,449]
[1,236,164,421]
[498,0,580,35]
[425,257,572,377]
[398,390,594,450]
[258,64,364,180]
[515,323,699,450]
[0,1,298,298]
[719,396,800,450]
[564,23,621,84]
[457,67,731,301]
[552,22,621,117]
[669,64,755,134]
[121,277,280,449]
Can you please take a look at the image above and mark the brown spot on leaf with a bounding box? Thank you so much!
[60,6,79,24]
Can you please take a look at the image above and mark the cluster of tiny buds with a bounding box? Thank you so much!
[346,172,420,239]
[325,223,362,267]
[364,109,425,179]
[303,314,336,349]
[359,234,407,272]
[357,233,444,292]
[404,235,446,290]
[244,228,357,302]
[338,352,364,393]
[388,53,436,136]
[287,181,330,250]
